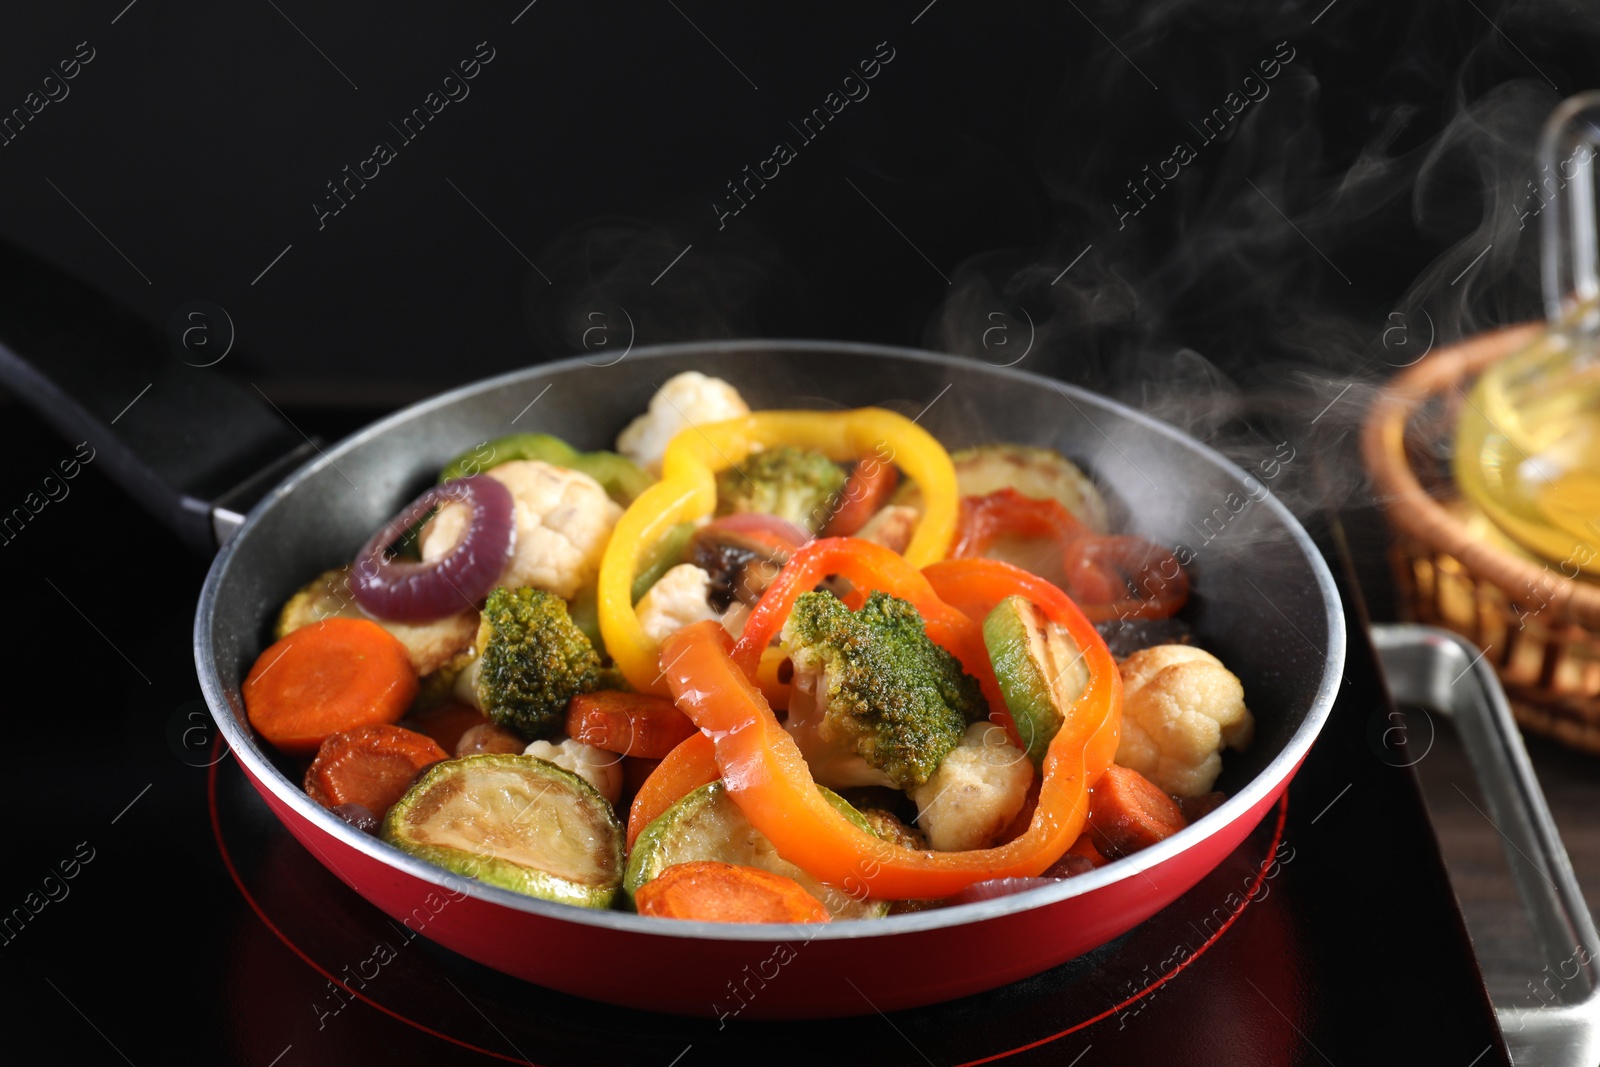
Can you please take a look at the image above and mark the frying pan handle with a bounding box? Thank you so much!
[1371,624,1600,1066]
[0,238,313,552]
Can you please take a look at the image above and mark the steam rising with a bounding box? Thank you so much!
[922,9,1575,523]
[523,4,1588,527]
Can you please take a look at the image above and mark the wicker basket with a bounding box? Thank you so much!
[1361,322,1600,753]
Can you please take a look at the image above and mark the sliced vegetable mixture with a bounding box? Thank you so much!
[247,372,1255,921]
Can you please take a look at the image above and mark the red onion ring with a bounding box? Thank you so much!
[351,476,515,622]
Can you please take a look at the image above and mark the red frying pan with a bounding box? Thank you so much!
[200,344,1342,1017]
[0,253,1342,1017]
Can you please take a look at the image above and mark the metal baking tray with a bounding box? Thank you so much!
[1373,624,1600,1065]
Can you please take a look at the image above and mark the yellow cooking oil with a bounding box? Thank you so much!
[1453,322,1600,577]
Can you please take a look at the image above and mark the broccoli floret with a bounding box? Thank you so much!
[717,446,847,534]
[781,591,987,789]
[471,586,601,740]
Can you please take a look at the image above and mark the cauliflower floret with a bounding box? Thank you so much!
[615,372,750,475]
[908,722,1034,851]
[1115,645,1253,798]
[523,738,623,806]
[634,564,719,644]
[855,505,919,554]
[420,460,622,600]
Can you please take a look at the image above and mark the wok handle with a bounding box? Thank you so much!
[0,238,314,552]
[1371,623,1600,1066]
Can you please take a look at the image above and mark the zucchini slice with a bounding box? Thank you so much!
[625,782,890,920]
[983,595,1090,767]
[382,754,624,908]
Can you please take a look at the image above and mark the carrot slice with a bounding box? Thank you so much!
[402,701,488,754]
[244,617,418,756]
[626,732,718,850]
[1085,764,1188,860]
[634,861,832,923]
[566,690,698,759]
[823,459,900,537]
[304,724,448,815]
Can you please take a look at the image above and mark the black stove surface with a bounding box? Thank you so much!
[2,404,1507,1065]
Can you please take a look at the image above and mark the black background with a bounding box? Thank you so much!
[1,0,1592,1063]
[0,0,1589,405]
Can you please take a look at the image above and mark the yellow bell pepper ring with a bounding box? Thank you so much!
[598,407,960,692]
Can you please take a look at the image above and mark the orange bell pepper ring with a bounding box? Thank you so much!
[659,557,1121,900]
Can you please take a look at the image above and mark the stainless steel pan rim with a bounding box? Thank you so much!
[194,338,1346,944]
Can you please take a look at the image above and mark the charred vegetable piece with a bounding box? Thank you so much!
[634,861,832,924]
[624,781,890,920]
[382,754,624,908]
[463,587,602,740]
[439,432,653,505]
[982,595,1090,767]
[687,516,807,610]
[305,724,449,818]
[896,444,1108,532]
[715,445,847,534]
[691,536,771,612]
